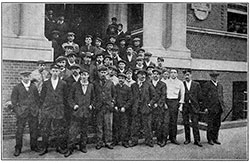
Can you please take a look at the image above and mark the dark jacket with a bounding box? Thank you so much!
[68,81,95,118]
[79,45,95,56]
[124,53,137,69]
[93,79,115,112]
[203,80,225,114]
[143,61,156,68]
[183,81,202,114]
[81,63,97,82]
[11,82,40,118]
[114,83,132,111]
[59,68,72,81]
[40,78,68,119]
[151,80,166,113]
[131,81,158,115]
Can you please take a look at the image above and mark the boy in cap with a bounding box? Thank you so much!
[161,67,170,83]
[79,35,95,57]
[39,64,68,156]
[56,56,72,81]
[94,37,106,57]
[94,65,116,150]
[135,56,146,70]
[81,52,97,83]
[130,69,158,147]
[66,52,77,68]
[132,37,142,53]
[157,57,164,69]
[104,42,114,57]
[117,60,127,74]
[64,68,95,157]
[118,37,127,60]
[143,52,156,68]
[203,71,225,145]
[117,23,125,41]
[11,71,40,156]
[111,46,122,66]
[95,53,104,68]
[63,44,75,57]
[103,55,113,67]
[62,32,79,53]
[112,73,132,148]
[124,45,137,69]
[151,68,169,147]
[107,65,119,86]
[125,68,136,87]
[137,48,145,58]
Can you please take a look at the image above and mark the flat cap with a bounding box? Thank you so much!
[210,70,220,77]
[146,65,155,70]
[152,68,162,74]
[67,32,75,36]
[69,64,81,70]
[37,60,45,65]
[133,37,141,41]
[117,60,127,65]
[96,37,103,42]
[137,69,148,75]
[55,56,67,63]
[144,52,153,57]
[117,73,127,78]
[108,65,118,72]
[98,65,108,72]
[50,63,60,69]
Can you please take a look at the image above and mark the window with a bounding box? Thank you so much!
[227,3,247,34]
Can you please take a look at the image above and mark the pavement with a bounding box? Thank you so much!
[2,126,248,160]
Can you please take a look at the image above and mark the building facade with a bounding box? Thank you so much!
[2,3,247,137]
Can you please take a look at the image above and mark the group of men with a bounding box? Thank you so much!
[10,47,225,157]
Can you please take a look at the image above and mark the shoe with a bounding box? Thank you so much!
[39,148,48,156]
[160,141,167,148]
[213,140,221,145]
[122,143,129,148]
[171,139,180,145]
[105,144,114,150]
[96,144,103,150]
[194,141,203,147]
[129,142,138,147]
[208,140,214,145]
[64,150,72,157]
[13,148,21,157]
[31,147,41,152]
[184,140,191,145]
[56,147,67,154]
[80,146,87,153]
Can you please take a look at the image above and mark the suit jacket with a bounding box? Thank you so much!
[114,84,132,112]
[79,45,95,57]
[59,68,72,81]
[183,81,202,114]
[131,81,158,115]
[68,81,95,118]
[203,81,225,114]
[93,79,115,112]
[40,78,68,119]
[143,61,156,68]
[81,63,97,82]
[124,53,137,69]
[151,80,166,113]
[11,82,40,118]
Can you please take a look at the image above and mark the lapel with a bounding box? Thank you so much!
[20,83,30,94]
[189,81,194,92]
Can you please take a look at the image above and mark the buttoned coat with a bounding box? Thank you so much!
[114,84,132,111]
[68,81,95,118]
[124,53,137,69]
[11,82,40,118]
[40,79,68,119]
[131,81,158,115]
[151,80,167,114]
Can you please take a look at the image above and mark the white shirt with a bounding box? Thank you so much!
[185,80,192,91]
[136,64,144,69]
[127,55,133,62]
[152,79,159,87]
[211,80,218,86]
[73,75,80,82]
[145,61,151,67]
[21,80,31,91]
[161,78,169,84]
[165,78,185,103]
[51,77,59,90]
[81,81,89,94]
[119,68,125,73]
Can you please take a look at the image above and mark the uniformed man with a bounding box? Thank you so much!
[11,71,40,156]
[130,69,158,147]
[94,66,116,150]
[39,64,68,156]
[112,73,132,148]
[64,68,95,157]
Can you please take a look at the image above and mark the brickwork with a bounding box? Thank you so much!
[187,31,247,62]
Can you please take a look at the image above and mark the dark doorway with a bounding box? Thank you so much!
[232,81,247,120]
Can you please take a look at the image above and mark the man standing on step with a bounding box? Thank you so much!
[182,69,203,147]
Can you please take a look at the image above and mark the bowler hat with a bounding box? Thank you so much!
[210,70,220,77]
[138,48,145,52]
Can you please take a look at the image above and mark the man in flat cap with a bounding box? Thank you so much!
[132,37,142,53]
[203,70,225,145]
[117,60,127,74]
[151,68,169,147]
[94,65,116,150]
[182,69,203,147]
[56,56,72,81]
[65,52,78,69]
[103,55,113,67]
[124,45,137,70]
[62,44,75,57]
[79,35,95,57]
[106,17,118,36]
[135,56,146,70]
[130,69,158,147]
[11,71,40,156]
[144,52,156,68]
[39,64,68,156]
[112,73,132,148]
[137,48,145,58]
[111,46,122,67]
[104,42,114,57]
[117,23,125,42]
[107,65,119,86]
[81,52,97,83]
[64,68,95,157]
[157,57,164,69]
[95,53,104,68]
[94,37,106,57]
[62,32,79,54]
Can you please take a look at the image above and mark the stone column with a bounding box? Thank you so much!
[19,3,46,40]
[167,3,191,58]
[2,3,18,37]
[108,4,128,32]
[143,3,165,51]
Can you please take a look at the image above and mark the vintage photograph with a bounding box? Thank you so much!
[1,2,248,160]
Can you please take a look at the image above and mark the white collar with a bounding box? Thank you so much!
[73,75,80,82]
[211,80,218,86]
[21,80,31,88]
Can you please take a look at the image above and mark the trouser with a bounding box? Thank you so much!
[67,116,89,150]
[166,99,179,141]
[182,103,200,142]
[15,114,38,150]
[131,112,153,143]
[152,109,170,142]
[96,110,113,145]
[207,105,222,141]
[113,110,129,144]
[40,118,66,149]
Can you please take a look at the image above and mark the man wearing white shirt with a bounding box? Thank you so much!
[165,68,185,145]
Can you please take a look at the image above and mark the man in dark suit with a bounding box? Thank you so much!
[79,35,95,58]
[39,64,68,156]
[93,66,116,150]
[203,71,225,145]
[56,56,72,81]
[130,69,158,147]
[143,52,156,68]
[112,73,132,148]
[182,69,203,147]
[81,52,97,83]
[151,68,169,147]
[64,68,95,157]
[124,45,137,70]
[11,71,40,156]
